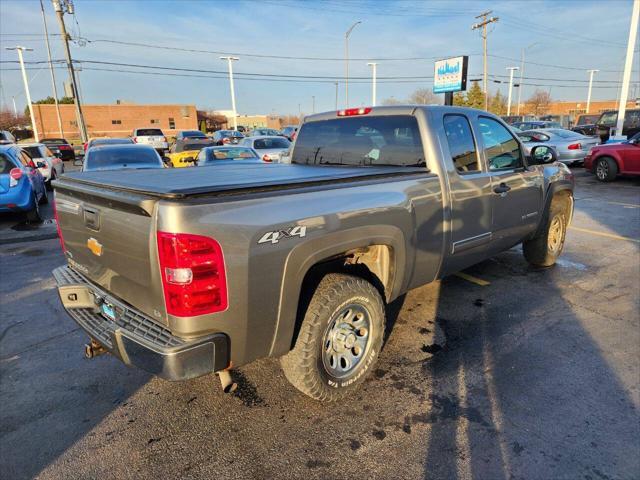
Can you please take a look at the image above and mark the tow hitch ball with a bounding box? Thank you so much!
[84,338,107,359]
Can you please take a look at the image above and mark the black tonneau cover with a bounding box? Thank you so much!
[57,163,425,198]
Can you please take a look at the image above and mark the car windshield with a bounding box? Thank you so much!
[92,138,133,146]
[205,147,258,161]
[598,112,617,126]
[135,129,163,136]
[219,131,243,138]
[292,115,425,167]
[85,146,162,170]
[253,138,290,149]
[183,142,215,151]
[22,146,44,158]
[0,153,17,174]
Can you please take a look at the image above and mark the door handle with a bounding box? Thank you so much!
[494,183,511,195]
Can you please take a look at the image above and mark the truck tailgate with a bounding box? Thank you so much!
[54,182,165,323]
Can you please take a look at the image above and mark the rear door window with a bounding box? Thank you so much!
[478,117,523,170]
[443,114,479,173]
[292,115,425,167]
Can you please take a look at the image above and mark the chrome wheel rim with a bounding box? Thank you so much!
[548,214,565,254]
[596,160,608,180]
[322,303,372,379]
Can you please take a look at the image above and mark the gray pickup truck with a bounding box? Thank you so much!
[53,106,574,401]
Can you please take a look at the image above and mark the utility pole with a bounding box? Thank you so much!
[506,67,519,116]
[367,62,377,106]
[52,0,87,143]
[472,11,499,111]
[40,0,64,137]
[585,69,599,114]
[615,0,639,138]
[220,56,239,130]
[344,21,362,108]
[6,47,39,141]
[334,82,339,110]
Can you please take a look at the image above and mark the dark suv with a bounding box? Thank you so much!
[595,109,640,142]
[571,114,600,136]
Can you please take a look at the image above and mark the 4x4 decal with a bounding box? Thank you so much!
[258,226,307,245]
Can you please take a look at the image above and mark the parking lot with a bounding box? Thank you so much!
[0,168,638,479]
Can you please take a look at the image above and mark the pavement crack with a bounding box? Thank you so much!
[0,327,80,360]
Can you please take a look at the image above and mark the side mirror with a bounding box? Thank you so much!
[36,161,46,168]
[530,145,557,165]
[73,159,83,167]
[162,157,174,168]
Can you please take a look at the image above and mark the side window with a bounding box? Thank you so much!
[443,114,479,173]
[478,117,523,171]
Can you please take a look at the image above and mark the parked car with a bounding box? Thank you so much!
[517,128,599,165]
[53,105,573,401]
[248,128,282,137]
[212,130,244,145]
[40,138,75,161]
[0,144,47,222]
[571,114,600,136]
[79,144,166,172]
[595,109,640,143]
[0,130,16,144]
[196,146,264,166]
[131,128,169,153]
[240,136,291,162]
[85,137,134,151]
[281,125,298,141]
[175,130,208,141]
[512,120,563,130]
[21,143,65,189]
[166,138,217,168]
[584,132,640,182]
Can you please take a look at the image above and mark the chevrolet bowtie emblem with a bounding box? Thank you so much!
[87,237,103,257]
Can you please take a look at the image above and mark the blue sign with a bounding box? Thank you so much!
[433,56,469,94]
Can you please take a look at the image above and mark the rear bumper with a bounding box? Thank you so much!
[53,265,229,380]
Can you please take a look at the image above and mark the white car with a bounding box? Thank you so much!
[21,143,64,188]
[240,135,291,163]
[132,128,169,153]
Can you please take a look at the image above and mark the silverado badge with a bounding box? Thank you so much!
[87,237,103,256]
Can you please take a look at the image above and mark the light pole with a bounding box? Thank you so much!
[585,69,599,114]
[615,0,639,137]
[220,56,239,130]
[344,21,362,108]
[506,66,519,116]
[517,42,539,116]
[40,0,63,137]
[367,62,378,106]
[6,46,39,141]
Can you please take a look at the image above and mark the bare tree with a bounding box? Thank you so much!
[0,109,28,131]
[526,89,552,116]
[408,88,439,105]
[381,97,402,106]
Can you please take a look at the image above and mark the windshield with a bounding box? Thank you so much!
[253,137,290,149]
[42,138,67,144]
[204,147,258,161]
[181,131,206,137]
[92,138,133,146]
[292,115,425,167]
[135,129,163,136]
[548,129,583,139]
[598,112,617,126]
[84,147,162,171]
[22,146,44,158]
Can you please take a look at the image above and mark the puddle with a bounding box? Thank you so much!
[9,219,55,231]
[555,258,588,271]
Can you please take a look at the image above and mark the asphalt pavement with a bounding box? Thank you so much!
[0,169,638,480]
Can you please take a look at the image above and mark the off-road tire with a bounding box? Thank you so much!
[281,273,385,401]
[595,157,617,182]
[26,194,43,223]
[523,195,570,267]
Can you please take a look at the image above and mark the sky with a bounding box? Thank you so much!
[0,0,638,116]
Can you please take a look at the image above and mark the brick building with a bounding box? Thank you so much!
[32,103,198,139]
[518,99,637,117]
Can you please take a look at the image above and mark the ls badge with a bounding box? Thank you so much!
[87,237,103,256]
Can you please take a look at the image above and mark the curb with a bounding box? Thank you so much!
[0,227,59,245]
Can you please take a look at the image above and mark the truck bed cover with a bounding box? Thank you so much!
[56,163,424,198]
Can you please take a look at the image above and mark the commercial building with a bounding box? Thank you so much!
[518,99,637,117]
[213,110,281,130]
[32,103,198,139]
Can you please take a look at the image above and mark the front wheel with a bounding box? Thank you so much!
[523,196,570,267]
[595,157,617,182]
[281,273,385,401]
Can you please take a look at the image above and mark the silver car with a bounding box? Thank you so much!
[240,135,291,163]
[518,128,599,165]
[21,143,65,188]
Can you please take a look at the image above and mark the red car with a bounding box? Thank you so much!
[584,132,640,182]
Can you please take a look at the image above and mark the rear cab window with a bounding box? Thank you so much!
[292,115,425,167]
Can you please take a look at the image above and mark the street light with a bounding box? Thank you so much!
[220,56,239,130]
[517,42,540,116]
[586,69,599,114]
[344,21,362,108]
[506,66,519,116]
[367,62,378,107]
[6,46,39,141]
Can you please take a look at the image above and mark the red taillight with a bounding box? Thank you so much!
[53,197,66,253]
[27,159,36,169]
[157,232,228,317]
[568,143,581,150]
[83,142,88,151]
[337,107,372,117]
[222,137,230,144]
[132,137,138,143]
[262,154,272,162]
[9,168,22,180]
[59,144,72,150]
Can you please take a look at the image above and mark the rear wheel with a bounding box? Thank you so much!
[281,273,385,401]
[39,186,49,204]
[595,157,617,182]
[25,194,43,223]
[523,195,571,267]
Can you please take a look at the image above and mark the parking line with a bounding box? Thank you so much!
[454,272,491,286]
[569,226,640,243]
[578,198,640,208]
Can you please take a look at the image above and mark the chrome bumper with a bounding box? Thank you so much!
[53,265,229,380]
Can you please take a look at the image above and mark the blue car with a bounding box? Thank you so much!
[196,146,267,166]
[0,144,48,222]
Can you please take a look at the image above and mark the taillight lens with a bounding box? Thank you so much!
[59,144,72,151]
[568,143,581,150]
[262,154,272,162]
[222,137,230,144]
[157,232,228,317]
[53,196,67,253]
[132,137,138,143]
[337,107,372,116]
[9,168,22,188]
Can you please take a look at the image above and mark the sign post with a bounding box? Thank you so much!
[433,56,469,106]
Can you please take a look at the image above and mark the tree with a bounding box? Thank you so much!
[381,97,402,106]
[452,91,468,107]
[408,88,439,105]
[465,81,485,110]
[526,89,552,116]
[0,109,29,131]
[488,90,507,116]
